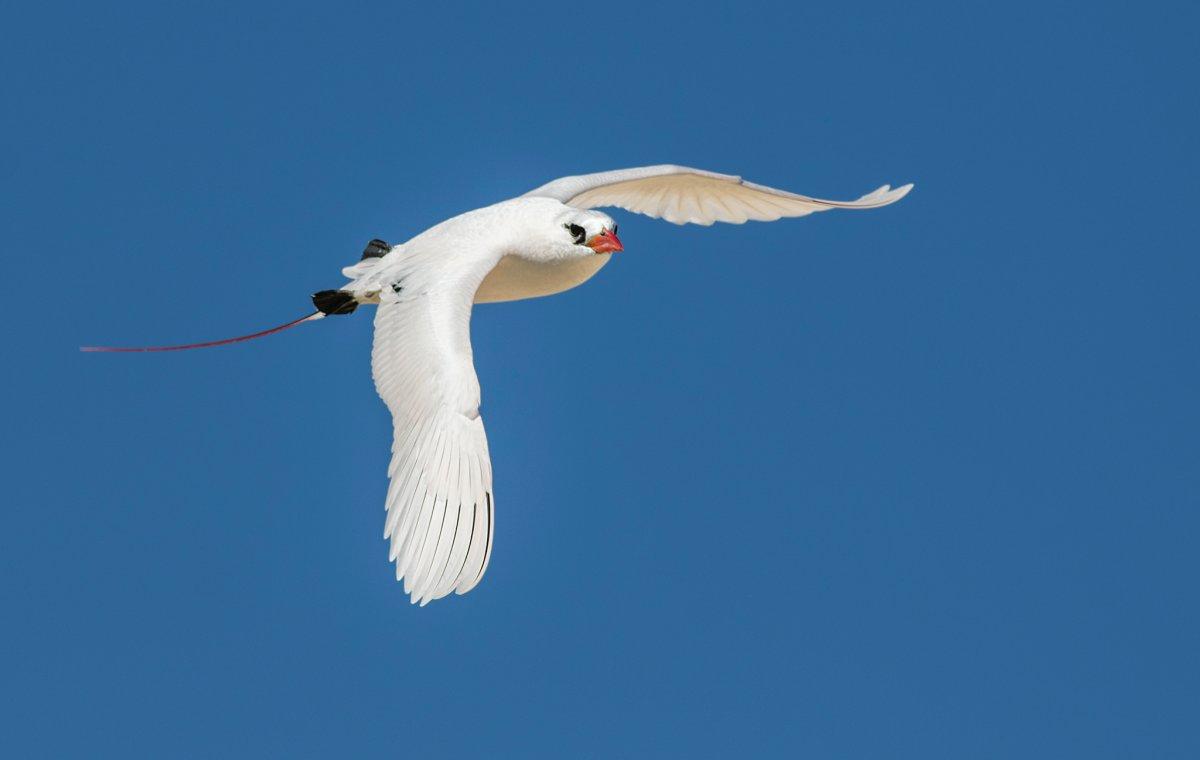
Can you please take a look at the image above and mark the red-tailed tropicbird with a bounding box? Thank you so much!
[84,165,913,605]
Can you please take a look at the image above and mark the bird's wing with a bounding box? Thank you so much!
[524,164,912,226]
[372,282,494,606]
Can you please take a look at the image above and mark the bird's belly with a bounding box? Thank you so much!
[473,253,611,304]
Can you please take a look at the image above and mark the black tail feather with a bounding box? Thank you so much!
[312,290,358,316]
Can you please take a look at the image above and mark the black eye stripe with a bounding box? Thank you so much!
[565,223,586,244]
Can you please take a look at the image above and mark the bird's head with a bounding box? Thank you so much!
[515,203,623,263]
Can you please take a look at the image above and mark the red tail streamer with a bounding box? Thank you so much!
[81,312,323,353]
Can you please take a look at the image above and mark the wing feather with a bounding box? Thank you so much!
[372,284,495,605]
[524,164,912,226]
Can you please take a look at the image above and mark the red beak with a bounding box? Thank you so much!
[586,229,623,254]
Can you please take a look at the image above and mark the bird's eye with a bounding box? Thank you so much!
[612,223,618,235]
[565,223,586,245]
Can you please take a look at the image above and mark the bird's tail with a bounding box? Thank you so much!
[81,237,387,353]
[80,311,325,353]
[79,288,364,354]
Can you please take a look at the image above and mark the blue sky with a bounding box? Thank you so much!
[3,1,1198,757]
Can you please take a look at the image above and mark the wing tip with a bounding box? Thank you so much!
[848,182,914,208]
[882,182,914,203]
[392,490,494,606]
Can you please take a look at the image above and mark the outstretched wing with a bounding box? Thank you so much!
[371,285,494,605]
[524,164,912,226]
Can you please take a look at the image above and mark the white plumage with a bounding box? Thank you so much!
[525,164,911,225]
[342,165,912,604]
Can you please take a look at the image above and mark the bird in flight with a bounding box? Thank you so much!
[85,165,912,605]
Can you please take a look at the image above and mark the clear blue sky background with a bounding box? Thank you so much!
[3,1,1197,757]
